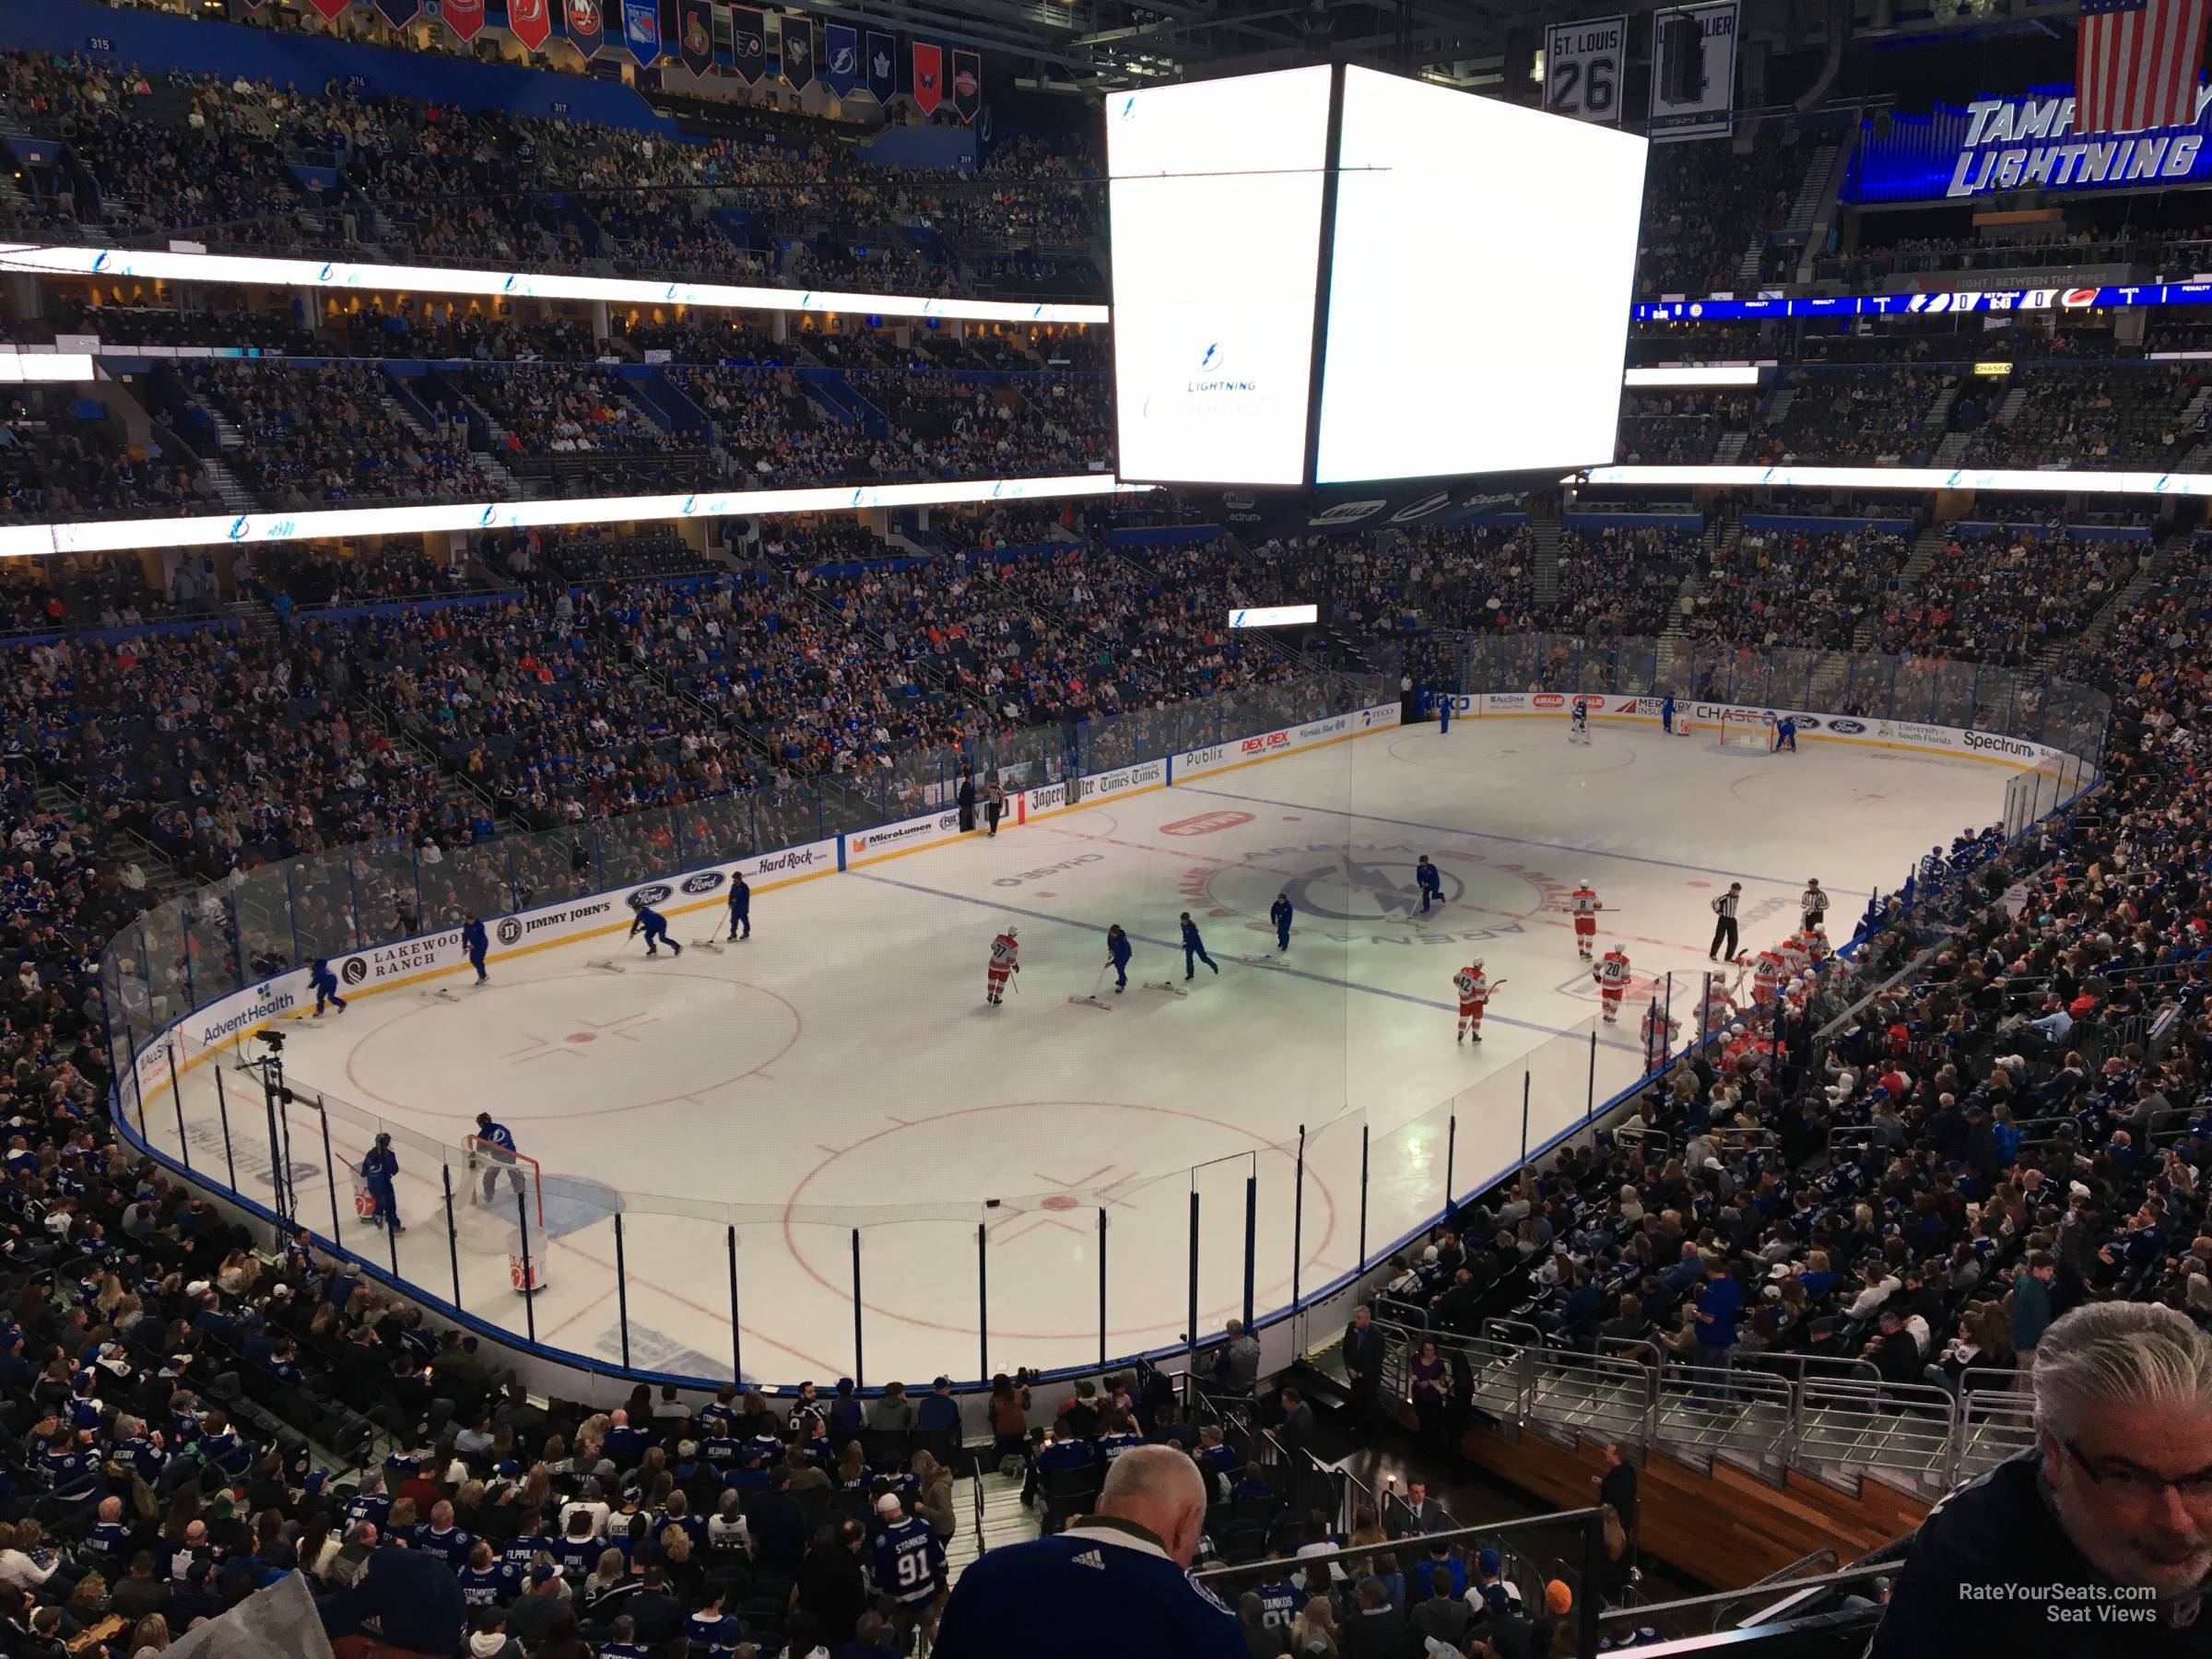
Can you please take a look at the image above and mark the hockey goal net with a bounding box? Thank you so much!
[465,1135,544,1230]
[1718,711,1776,752]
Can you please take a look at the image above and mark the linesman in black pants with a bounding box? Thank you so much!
[1709,882,1743,961]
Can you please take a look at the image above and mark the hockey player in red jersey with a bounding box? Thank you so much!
[1751,945,1787,1006]
[985,927,1019,1005]
[1453,959,1490,1044]
[1641,1000,1679,1071]
[1568,882,1602,961]
[1594,944,1630,1023]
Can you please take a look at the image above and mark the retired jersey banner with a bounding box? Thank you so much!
[1544,15,1626,124]
[950,48,981,123]
[913,41,943,114]
[782,14,814,88]
[865,29,896,102]
[564,0,605,56]
[1647,0,1737,142]
[506,0,553,48]
[822,23,858,96]
[677,0,716,73]
[441,0,488,40]
[375,0,422,28]
[621,0,660,64]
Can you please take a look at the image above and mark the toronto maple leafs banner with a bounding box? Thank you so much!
[730,5,768,81]
[563,0,604,57]
[912,41,943,115]
[951,48,981,124]
[865,29,896,103]
[822,23,858,97]
[782,14,814,88]
[621,0,660,65]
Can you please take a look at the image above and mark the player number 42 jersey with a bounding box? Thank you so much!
[1453,970,1488,1003]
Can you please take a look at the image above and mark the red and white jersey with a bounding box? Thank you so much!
[1751,948,1786,1002]
[1452,967,1488,1007]
[1641,1005,1678,1063]
[1596,948,1630,989]
[1804,929,1832,964]
[1569,887,1601,925]
[1778,933,1812,975]
[989,933,1019,971]
[1700,985,1737,1030]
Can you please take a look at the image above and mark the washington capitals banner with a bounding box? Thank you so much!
[621,0,660,64]
[822,23,858,96]
[865,29,896,101]
[730,6,767,80]
[506,0,552,49]
[564,0,605,56]
[375,0,422,28]
[951,48,981,122]
[913,41,943,114]
[441,0,487,40]
[782,15,814,88]
[677,0,715,74]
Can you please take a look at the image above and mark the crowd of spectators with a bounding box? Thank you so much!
[1959,364,2204,470]
[1874,526,2136,665]
[1613,388,1757,465]
[1634,135,1812,297]
[0,395,207,524]
[1551,526,1697,638]
[1747,366,1957,469]
[183,363,480,508]
[1687,524,1911,651]
[461,367,685,456]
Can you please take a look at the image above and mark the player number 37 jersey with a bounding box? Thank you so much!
[990,935,1018,968]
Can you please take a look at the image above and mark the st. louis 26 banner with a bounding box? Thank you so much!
[1647,0,1738,143]
[1544,15,1626,124]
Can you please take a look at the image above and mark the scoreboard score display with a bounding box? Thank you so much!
[1107,65,1649,491]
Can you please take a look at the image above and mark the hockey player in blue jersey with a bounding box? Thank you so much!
[461,914,488,983]
[1106,924,1132,993]
[629,902,682,957]
[727,874,751,941]
[359,1133,402,1232]
[1415,855,1442,914]
[1774,714,1798,752]
[1569,696,1592,745]
[471,1111,526,1211]
[1661,692,1678,735]
[1179,912,1219,981]
[1270,892,1293,952]
[1919,846,1947,884]
[310,957,347,1016]
[871,1493,947,1642]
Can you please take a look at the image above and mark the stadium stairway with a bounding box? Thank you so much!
[947,1466,1041,1586]
[1853,524,1948,651]
[1528,521,1563,606]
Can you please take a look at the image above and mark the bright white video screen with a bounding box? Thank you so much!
[1314,68,1648,484]
[1108,67,1333,487]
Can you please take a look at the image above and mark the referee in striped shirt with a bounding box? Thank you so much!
[1709,882,1742,961]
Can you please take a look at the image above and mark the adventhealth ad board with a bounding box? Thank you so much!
[125,701,1406,1075]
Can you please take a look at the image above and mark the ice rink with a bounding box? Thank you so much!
[151,718,2006,1386]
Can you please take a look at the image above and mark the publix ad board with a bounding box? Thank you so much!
[1431,691,2083,772]
[1175,703,1402,779]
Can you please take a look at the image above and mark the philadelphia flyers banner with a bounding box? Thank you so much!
[912,41,943,115]
[729,5,768,81]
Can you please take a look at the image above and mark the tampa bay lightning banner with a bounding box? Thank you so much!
[865,29,896,102]
[782,14,814,88]
[822,23,858,96]
[621,0,659,65]
[729,6,767,82]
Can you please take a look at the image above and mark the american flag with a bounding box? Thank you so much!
[2077,0,2211,135]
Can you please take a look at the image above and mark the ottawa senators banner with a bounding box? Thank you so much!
[679,0,718,75]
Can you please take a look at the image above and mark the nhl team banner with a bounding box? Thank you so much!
[1647,1,1737,143]
[375,0,422,28]
[1850,84,2212,204]
[1544,15,1626,124]
[306,0,347,19]
[505,0,553,49]
[621,0,660,65]
[865,29,897,102]
[913,41,944,115]
[822,23,858,96]
[564,0,604,57]
[730,6,769,81]
[677,0,716,73]
[782,14,814,88]
[951,48,982,123]
[441,0,488,41]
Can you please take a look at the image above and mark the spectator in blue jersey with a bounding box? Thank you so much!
[628,902,683,958]
[935,1444,1241,1659]
[1106,924,1133,993]
[1270,893,1293,953]
[310,956,347,1016]
[1179,912,1219,981]
[316,1532,467,1655]
[916,1377,961,1435]
[872,1492,947,1646]
[462,912,488,982]
[727,874,750,941]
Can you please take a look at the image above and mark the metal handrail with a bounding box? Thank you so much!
[1190,1507,1606,1588]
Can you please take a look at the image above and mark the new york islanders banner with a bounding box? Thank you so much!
[564,0,604,57]
[441,0,488,41]
[621,0,660,65]
[951,48,981,123]
[865,29,896,102]
[506,0,552,49]
[822,23,858,96]
[730,6,769,81]
[912,41,943,114]
[782,14,814,88]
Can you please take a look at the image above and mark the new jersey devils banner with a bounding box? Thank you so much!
[912,41,943,114]
[441,0,488,41]
[822,23,858,96]
[865,29,896,102]
[950,48,981,123]
[564,0,604,56]
[729,5,768,80]
[782,14,814,87]
[506,0,553,49]
[677,0,714,74]
[621,0,660,65]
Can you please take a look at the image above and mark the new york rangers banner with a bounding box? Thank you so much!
[506,0,553,50]
[564,0,605,56]
[677,0,716,72]
[621,0,660,64]
[782,14,814,88]
[730,6,769,80]
[865,29,896,102]
[441,0,488,41]
[822,23,858,96]
[912,41,943,115]
[950,48,981,123]
[375,0,422,29]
